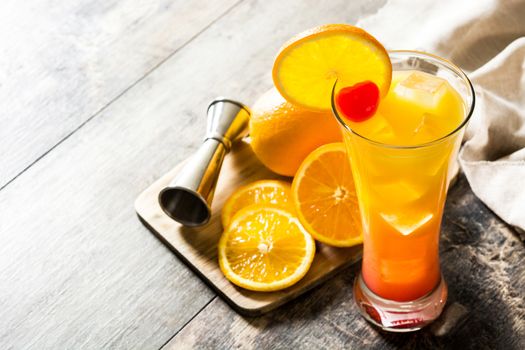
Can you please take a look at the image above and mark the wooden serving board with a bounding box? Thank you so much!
[135,140,362,316]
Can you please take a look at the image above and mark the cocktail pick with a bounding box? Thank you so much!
[159,98,250,227]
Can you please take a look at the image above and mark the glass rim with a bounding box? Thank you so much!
[331,50,476,150]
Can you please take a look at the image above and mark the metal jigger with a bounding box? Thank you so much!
[159,98,250,227]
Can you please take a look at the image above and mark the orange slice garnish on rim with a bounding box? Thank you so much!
[272,24,391,111]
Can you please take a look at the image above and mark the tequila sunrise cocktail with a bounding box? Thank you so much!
[333,51,475,331]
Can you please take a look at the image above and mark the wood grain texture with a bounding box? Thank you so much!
[7,0,523,348]
[0,0,239,188]
[165,176,525,350]
[135,141,362,316]
[0,0,387,348]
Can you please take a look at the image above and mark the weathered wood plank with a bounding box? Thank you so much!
[0,0,387,348]
[0,0,239,188]
[166,176,525,350]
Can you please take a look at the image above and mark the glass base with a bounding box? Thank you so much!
[353,273,447,332]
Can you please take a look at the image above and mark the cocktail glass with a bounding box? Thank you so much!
[331,51,475,332]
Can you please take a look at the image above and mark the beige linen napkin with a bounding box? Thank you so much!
[357,0,525,237]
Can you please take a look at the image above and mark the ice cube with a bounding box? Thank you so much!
[394,72,447,108]
[411,112,454,175]
[380,212,434,236]
[373,180,426,204]
[412,113,443,141]
[423,153,449,177]
[414,113,435,133]
[353,112,396,143]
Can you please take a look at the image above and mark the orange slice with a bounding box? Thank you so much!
[221,180,293,229]
[292,143,363,247]
[218,206,315,291]
[273,24,391,111]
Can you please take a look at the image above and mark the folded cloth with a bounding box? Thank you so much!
[357,0,525,238]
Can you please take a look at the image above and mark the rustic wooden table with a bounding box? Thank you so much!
[1,0,523,349]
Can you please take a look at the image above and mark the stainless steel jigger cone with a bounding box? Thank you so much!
[159,98,250,227]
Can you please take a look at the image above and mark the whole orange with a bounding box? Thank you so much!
[249,88,342,176]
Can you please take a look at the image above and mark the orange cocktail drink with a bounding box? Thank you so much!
[333,51,475,330]
[268,21,474,330]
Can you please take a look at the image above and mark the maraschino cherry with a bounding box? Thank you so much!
[336,81,380,122]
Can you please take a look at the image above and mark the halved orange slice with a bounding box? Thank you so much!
[292,143,363,247]
[218,206,315,291]
[273,24,391,111]
[221,180,293,229]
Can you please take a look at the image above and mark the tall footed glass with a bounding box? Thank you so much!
[332,51,475,332]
